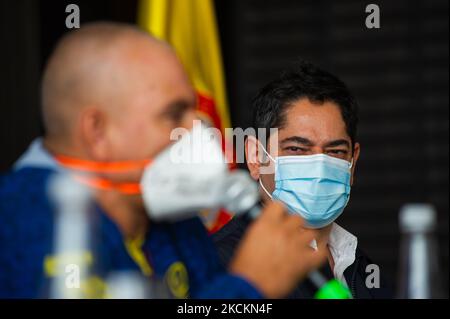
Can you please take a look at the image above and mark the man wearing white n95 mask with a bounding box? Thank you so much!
[214,60,393,299]
[0,23,326,299]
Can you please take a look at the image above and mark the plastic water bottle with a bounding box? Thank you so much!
[48,173,92,299]
[397,204,443,299]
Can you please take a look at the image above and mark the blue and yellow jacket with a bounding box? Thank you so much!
[0,164,262,299]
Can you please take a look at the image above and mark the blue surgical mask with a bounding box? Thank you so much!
[259,148,353,229]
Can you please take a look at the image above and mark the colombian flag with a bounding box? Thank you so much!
[138,0,233,232]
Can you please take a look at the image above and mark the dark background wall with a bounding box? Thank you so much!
[0,0,448,292]
[0,0,138,172]
[0,1,41,171]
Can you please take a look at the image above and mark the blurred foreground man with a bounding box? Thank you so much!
[214,61,393,298]
[0,23,326,298]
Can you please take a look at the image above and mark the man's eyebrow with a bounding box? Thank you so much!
[163,98,196,114]
[280,136,314,146]
[323,139,351,148]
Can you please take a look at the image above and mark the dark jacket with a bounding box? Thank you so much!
[213,214,394,299]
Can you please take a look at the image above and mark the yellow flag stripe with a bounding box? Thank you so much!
[137,0,169,39]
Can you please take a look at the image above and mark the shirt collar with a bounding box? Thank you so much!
[328,223,358,287]
[14,138,61,172]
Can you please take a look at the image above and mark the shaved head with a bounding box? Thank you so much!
[42,22,192,147]
[40,22,198,237]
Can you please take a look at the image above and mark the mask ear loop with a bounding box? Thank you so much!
[259,178,273,200]
[257,142,275,200]
[259,142,276,163]
[344,157,354,206]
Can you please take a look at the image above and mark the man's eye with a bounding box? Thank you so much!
[170,112,183,121]
[165,111,184,124]
[327,149,347,155]
[285,146,307,153]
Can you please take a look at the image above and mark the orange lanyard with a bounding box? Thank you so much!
[54,155,151,195]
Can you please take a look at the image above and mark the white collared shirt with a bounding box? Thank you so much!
[310,223,358,287]
[328,223,358,287]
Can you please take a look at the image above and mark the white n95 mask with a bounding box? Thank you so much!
[260,150,353,229]
[140,121,229,221]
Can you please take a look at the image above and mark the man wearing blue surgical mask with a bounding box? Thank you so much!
[214,60,393,299]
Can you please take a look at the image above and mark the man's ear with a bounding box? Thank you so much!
[245,136,261,181]
[79,107,109,160]
[350,142,361,186]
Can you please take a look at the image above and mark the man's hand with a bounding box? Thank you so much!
[229,201,327,298]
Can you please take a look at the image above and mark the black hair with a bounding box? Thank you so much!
[252,60,359,147]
